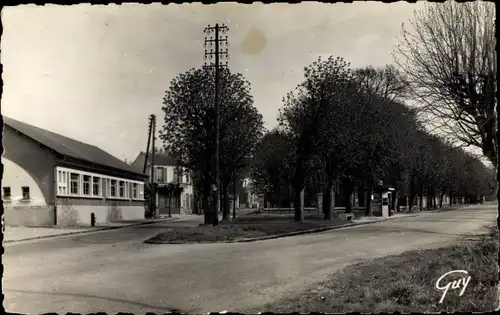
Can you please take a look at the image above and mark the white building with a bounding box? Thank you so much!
[2,116,146,227]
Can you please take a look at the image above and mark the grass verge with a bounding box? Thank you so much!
[262,225,499,313]
[145,213,351,244]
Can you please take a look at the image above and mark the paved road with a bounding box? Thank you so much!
[3,204,496,314]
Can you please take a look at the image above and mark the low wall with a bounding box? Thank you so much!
[3,205,55,227]
[261,207,320,214]
[56,203,145,227]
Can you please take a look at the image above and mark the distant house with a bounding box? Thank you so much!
[2,116,147,227]
[239,168,259,209]
[130,152,194,215]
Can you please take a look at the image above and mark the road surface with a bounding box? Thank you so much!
[3,204,496,313]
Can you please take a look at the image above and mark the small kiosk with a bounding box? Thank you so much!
[373,184,395,218]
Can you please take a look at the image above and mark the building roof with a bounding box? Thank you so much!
[3,116,144,177]
[130,151,180,173]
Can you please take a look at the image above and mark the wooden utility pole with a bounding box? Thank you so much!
[150,114,157,218]
[143,115,154,174]
[204,23,229,226]
[144,115,154,218]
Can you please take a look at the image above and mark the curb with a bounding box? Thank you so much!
[422,204,480,213]
[4,218,180,244]
[145,213,420,245]
[235,214,419,243]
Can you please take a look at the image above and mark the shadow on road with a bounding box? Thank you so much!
[4,289,183,313]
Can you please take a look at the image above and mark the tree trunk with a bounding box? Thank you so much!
[224,190,230,220]
[293,160,305,222]
[344,178,354,214]
[427,186,432,210]
[203,192,213,225]
[394,191,400,213]
[322,185,330,219]
[220,178,230,220]
[277,180,282,208]
[365,181,373,216]
[408,174,416,211]
[222,180,231,220]
[323,178,335,220]
[212,191,219,226]
[168,192,172,217]
[358,181,365,207]
[391,191,398,213]
[193,190,199,215]
[232,178,237,220]
[433,189,438,209]
[294,183,305,222]
[409,194,416,212]
[419,184,424,211]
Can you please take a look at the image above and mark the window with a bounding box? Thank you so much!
[173,168,179,183]
[92,177,101,196]
[165,167,170,183]
[119,181,125,198]
[132,183,138,199]
[156,167,165,183]
[21,186,30,200]
[57,170,68,196]
[83,175,91,196]
[56,167,140,199]
[110,180,117,197]
[70,173,80,195]
[138,184,144,199]
[3,187,11,200]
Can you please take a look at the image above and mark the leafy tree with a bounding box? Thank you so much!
[280,57,426,219]
[218,74,264,220]
[395,0,497,166]
[375,102,421,212]
[250,129,294,207]
[160,66,262,225]
[279,56,370,221]
[352,65,416,214]
[279,88,325,221]
[305,56,365,220]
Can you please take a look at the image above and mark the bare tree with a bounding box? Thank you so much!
[353,64,410,102]
[394,0,497,166]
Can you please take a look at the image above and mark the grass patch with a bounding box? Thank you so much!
[145,213,352,244]
[262,226,499,313]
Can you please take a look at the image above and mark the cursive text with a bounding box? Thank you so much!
[435,270,471,304]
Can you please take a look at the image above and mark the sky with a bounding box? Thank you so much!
[1,2,428,162]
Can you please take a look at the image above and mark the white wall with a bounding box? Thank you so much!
[181,183,194,213]
[1,157,46,206]
[56,203,145,227]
